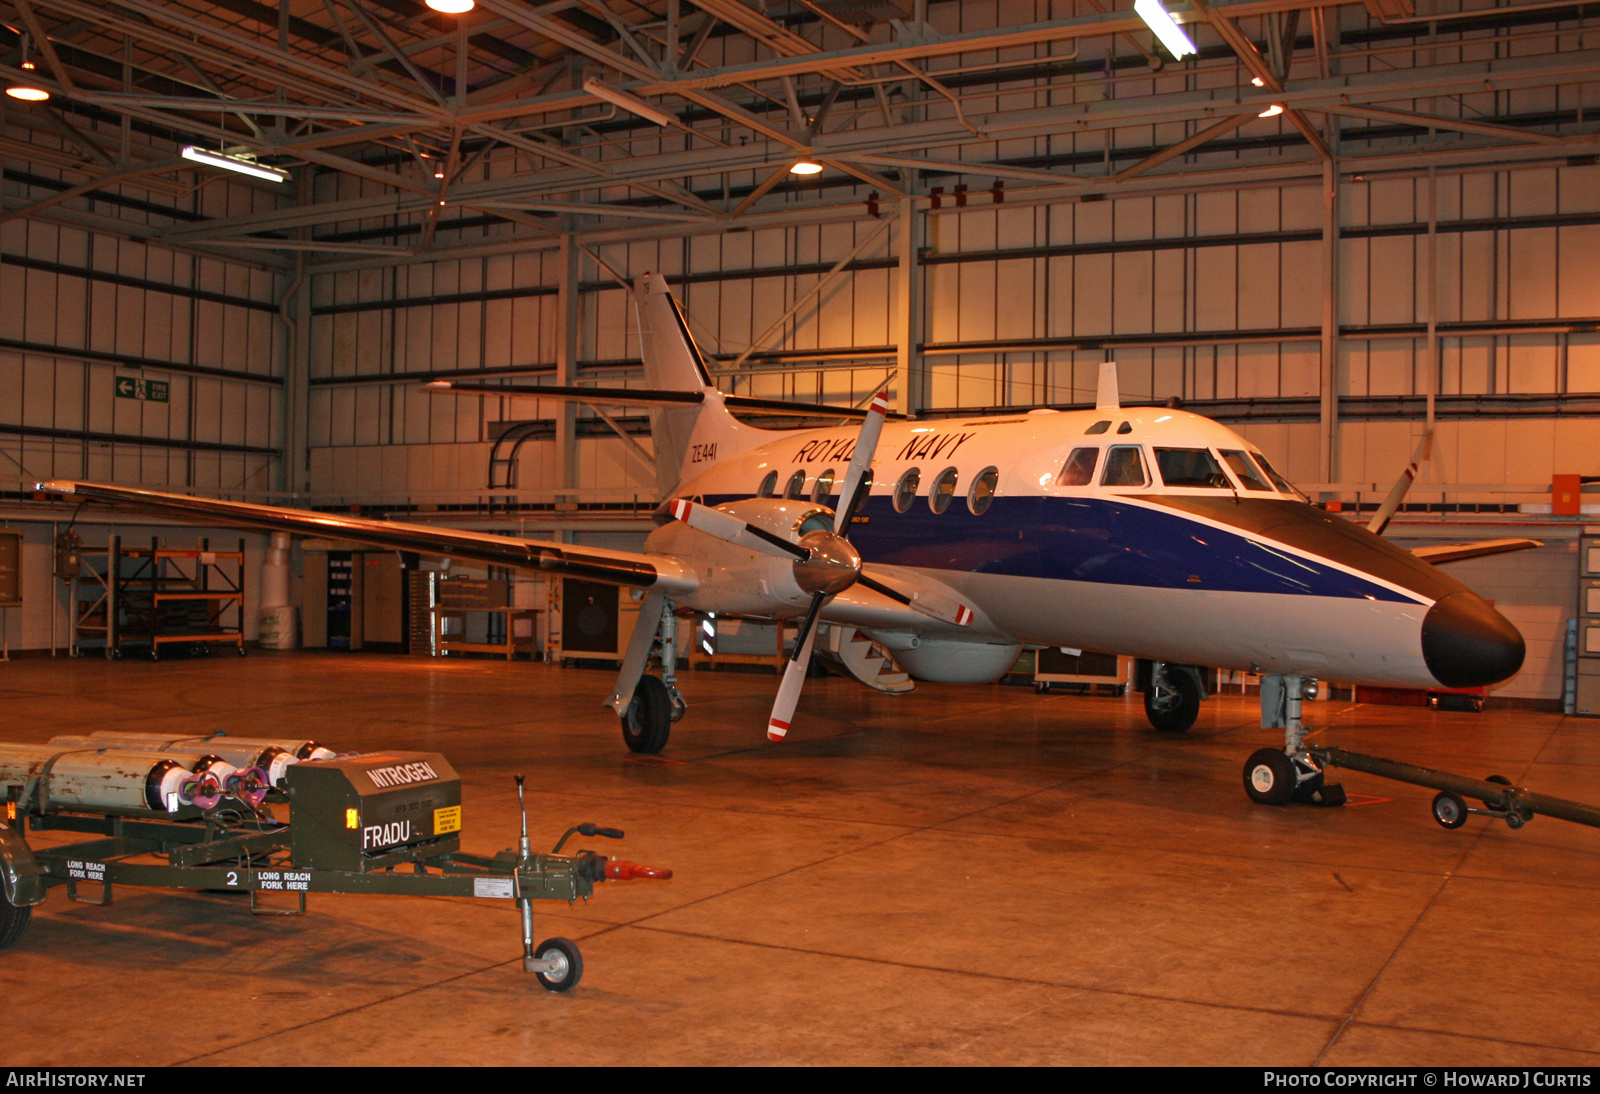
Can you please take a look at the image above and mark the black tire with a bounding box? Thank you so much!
[0,895,31,949]
[620,675,671,754]
[1482,774,1513,810]
[1243,748,1297,805]
[1145,668,1201,733]
[1432,791,1469,830]
[533,937,583,993]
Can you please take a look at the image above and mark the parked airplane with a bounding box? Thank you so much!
[42,274,1533,807]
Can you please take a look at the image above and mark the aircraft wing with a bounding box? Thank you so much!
[40,480,698,595]
[1410,538,1543,564]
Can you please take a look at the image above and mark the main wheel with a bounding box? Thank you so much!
[1432,791,1469,829]
[1482,774,1512,810]
[1243,748,1297,805]
[620,675,671,754]
[532,937,583,993]
[0,895,31,949]
[1145,668,1201,734]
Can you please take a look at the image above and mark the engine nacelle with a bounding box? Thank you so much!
[890,637,1024,684]
[646,497,839,616]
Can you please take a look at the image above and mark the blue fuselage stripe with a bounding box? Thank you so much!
[704,493,1421,604]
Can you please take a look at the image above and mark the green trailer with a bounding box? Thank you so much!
[0,743,669,991]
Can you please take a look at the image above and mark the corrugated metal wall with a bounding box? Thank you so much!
[0,152,285,494]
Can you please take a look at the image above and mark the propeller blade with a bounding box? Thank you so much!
[834,390,890,536]
[768,593,825,741]
[857,572,975,627]
[669,498,807,560]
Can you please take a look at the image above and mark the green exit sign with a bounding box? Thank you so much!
[115,376,169,403]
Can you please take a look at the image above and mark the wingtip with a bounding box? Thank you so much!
[38,480,75,494]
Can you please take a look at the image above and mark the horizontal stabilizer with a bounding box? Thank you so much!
[424,381,896,419]
[1411,538,1543,564]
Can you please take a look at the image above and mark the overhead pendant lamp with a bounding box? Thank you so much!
[425,0,474,12]
[7,46,49,101]
[790,161,823,175]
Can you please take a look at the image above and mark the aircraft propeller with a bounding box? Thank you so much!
[666,391,972,741]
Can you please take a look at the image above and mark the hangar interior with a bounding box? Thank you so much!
[2,0,1600,1067]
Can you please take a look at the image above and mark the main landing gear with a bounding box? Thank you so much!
[607,593,686,755]
[1241,675,1346,807]
[1144,661,1204,734]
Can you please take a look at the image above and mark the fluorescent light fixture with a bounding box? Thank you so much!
[582,77,676,127]
[789,161,823,175]
[1134,0,1196,60]
[6,84,49,102]
[181,145,289,184]
[426,0,474,10]
[1258,103,1284,118]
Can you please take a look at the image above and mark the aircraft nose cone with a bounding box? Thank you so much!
[1421,592,1525,689]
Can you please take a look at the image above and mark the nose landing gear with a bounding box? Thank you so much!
[1241,675,1346,807]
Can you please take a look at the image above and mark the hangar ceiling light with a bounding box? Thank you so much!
[1134,0,1196,60]
[180,145,290,184]
[425,0,474,10]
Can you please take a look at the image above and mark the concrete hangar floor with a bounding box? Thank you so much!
[2,652,1597,1067]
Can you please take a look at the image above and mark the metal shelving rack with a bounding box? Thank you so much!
[65,535,247,660]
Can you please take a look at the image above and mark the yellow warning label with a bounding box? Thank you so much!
[434,805,462,835]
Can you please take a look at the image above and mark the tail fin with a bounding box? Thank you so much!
[636,273,769,497]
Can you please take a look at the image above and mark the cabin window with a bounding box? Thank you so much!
[812,468,836,503]
[893,468,920,513]
[757,470,778,497]
[929,467,960,514]
[1084,420,1111,435]
[784,470,807,499]
[1219,450,1273,491]
[1058,447,1099,487]
[1154,448,1230,489]
[1251,452,1302,498]
[968,467,999,515]
[1100,446,1149,488]
[1116,421,1132,434]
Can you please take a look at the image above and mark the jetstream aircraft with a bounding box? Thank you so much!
[43,274,1533,807]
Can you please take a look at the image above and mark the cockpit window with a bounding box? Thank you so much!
[969,468,999,515]
[1154,448,1230,490]
[784,470,807,499]
[1116,421,1132,434]
[929,467,959,514]
[893,468,920,513]
[757,470,778,497]
[1251,452,1303,498]
[1100,446,1148,488]
[1085,420,1111,435]
[1219,450,1273,491]
[1058,447,1099,487]
[812,468,836,503]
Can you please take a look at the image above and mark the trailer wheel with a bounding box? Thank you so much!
[1243,748,1296,805]
[1432,791,1469,830]
[0,896,31,949]
[533,937,583,992]
[1482,774,1512,809]
[621,675,671,754]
